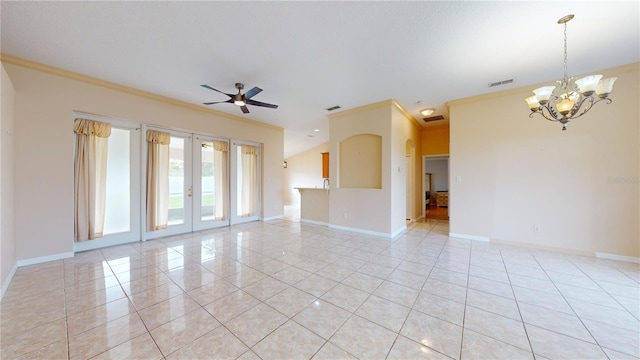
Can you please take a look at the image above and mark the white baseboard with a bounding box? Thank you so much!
[16,251,74,267]
[448,232,490,242]
[262,215,284,222]
[300,219,329,226]
[391,225,407,238]
[329,224,396,239]
[0,263,18,301]
[595,252,640,264]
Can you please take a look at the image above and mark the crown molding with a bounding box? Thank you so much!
[391,100,422,128]
[447,62,640,108]
[326,99,394,119]
[0,53,283,132]
[326,99,421,128]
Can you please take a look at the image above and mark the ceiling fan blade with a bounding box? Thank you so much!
[246,99,278,109]
[240,105,250,114]
[244,87,263,99]
[200,84,233,97]
[203,99,234,105]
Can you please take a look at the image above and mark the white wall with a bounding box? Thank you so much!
[449,63,639,258]
[3,60,284,262]
[1,63,17,297]
[283,142,329,204]
[327,100,421,236]
[329,102,392,235]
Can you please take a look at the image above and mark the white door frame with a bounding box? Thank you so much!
[422,154,450,215]
[192,135,230,231]
[142,126,193,240]
[406,155,413,221]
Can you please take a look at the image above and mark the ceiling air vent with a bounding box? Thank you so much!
[423,115,445,122]
[326,105,341,111]
[489,78,514,87]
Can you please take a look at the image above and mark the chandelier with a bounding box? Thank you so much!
[525,14,616,130]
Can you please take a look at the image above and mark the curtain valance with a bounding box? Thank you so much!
[146,130,171,145]
[73,118,111,138]
[241,145,257,155]
[213,140,229,152]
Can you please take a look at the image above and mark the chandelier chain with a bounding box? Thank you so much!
[563,21,568,89]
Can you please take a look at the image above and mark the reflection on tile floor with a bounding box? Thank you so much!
[1,219,639,359]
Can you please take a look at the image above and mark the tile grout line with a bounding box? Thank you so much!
[530,252,608,356]
[499,247,536,358]
[569,257,640,323]
[385,222,451,360]
[457,237,473,360]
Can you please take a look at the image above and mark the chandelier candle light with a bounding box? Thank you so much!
[525,14,616,130]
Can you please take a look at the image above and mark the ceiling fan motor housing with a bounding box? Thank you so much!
[201,82,278,114]
[234,93,245,103]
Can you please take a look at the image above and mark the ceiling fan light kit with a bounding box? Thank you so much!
[524,14,616,131]
[201,82,278,114]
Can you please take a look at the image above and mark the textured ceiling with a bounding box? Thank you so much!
[1,1,638,157]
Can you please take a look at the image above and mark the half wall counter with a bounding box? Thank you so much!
[295,187,329,225]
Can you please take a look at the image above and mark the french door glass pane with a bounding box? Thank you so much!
[169,137,185,225]
[103,128,130,235]
[201,142,215,221]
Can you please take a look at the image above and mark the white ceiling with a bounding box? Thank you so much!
[2,1,638,157]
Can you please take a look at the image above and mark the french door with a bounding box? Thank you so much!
[144,128,193,240]
[193,135,231,231]
[144,129,259,239]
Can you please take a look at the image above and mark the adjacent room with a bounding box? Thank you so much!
[1,2,638,359]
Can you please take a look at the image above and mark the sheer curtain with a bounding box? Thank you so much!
[240,145,258,217]
[74,118,111,241]
[213,140,229,220]
[146,130,171,231]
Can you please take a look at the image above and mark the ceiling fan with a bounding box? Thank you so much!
[201,83,278,114]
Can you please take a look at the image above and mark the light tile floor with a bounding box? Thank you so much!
[1,219,639,359]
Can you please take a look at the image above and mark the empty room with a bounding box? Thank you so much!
[1,1,638,359]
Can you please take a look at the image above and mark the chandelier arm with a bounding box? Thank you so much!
[532,105,563,122]
[529,111,560,123]
[544,102,562,120]
[570,96,594,119]
[566,97,612,121]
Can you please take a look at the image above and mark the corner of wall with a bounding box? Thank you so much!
[1,62,17,298]
[0,263,17,301]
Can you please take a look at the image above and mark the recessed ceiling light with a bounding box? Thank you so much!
[313,129,320,132]
[420,108,435,116]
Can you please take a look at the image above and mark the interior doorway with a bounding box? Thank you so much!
[423,155,449,221]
